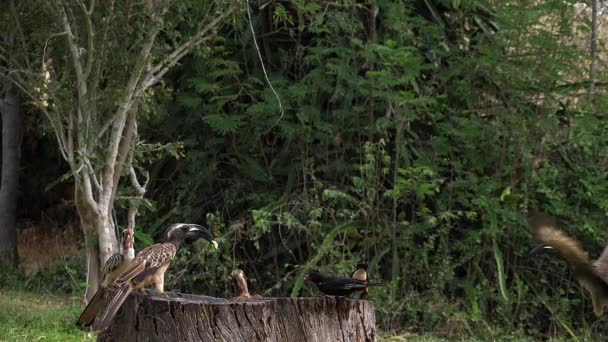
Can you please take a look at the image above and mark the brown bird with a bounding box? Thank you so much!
[530,214,608,316]
[77,228,135,327]
[231,269,262,300]
[351,264,369,296]
[232,269,251,299]
[351,263,368,282]
[92,223,218,331]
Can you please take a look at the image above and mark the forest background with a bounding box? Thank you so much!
[1,0,607,340]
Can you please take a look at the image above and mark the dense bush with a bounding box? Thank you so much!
[5,0,601,340]
[129,0,608,338]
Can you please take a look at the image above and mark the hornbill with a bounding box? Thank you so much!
[92,223,218,331]
[530,214,608,316]
[305,270,383,297]
[77,228,135,327]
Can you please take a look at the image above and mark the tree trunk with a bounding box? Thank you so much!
[97,291,376,342]
[0,85,21,267]
[75,184,116,303]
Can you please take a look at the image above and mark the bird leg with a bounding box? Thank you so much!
[154,272,165,296]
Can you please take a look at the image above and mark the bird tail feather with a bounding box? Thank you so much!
[76,287,105,327]
[367,282,386,286]
[92,285,133,332]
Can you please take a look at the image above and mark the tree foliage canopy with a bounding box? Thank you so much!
[5,0,608,339]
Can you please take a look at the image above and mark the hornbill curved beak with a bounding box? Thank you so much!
[186,224,219,249]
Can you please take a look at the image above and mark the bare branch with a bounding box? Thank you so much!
[60,3,85,89]
[96,116,114,140]
[127,166,148,231]
[91,0,115,123]
[129,166,148,196]
[76,0,94,79]
[42,32,68,69]
[0,68,70,161]
[83,154,102,193]
[80,170,99,209]
[88,0,95,15]
[589,0,598,102]
[141,3,238,90]
[59,2,89,136]
[100,8,164,206]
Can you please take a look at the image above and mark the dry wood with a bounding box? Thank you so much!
[97,290,376,342]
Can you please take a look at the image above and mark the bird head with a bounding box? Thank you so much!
[231,269,245,279]
[304,270,323,283]
[352,264,368,281]
[121,228,135,250]
[165,223,218,249]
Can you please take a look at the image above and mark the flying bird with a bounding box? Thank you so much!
[77,228,135,327]
[92,223,218,331]
[530,214,608,316]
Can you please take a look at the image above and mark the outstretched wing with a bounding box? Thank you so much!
[529,215,591,266]
[530,214,608,316]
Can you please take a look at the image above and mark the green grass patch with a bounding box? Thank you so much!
[0,288,95,342]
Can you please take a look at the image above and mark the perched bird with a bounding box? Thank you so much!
[350,264,385,297]
[530,214,608,317]
[77,228,135,327]
[352,263,368,282]
[305,270,377,297]
[92,223,218,331]
[231,269,262,300]
[231,269,251,299]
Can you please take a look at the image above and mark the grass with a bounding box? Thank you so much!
[0,287,590,342]
[0,288,95,342]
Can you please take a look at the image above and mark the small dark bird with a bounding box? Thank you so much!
[530,214,608,317]
[92,223,218,331]
[77,228,135,327]
[305,270,374,297]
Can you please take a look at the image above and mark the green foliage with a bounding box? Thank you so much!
[1,254,87,296]
[61,0,608,339]
[0,289,95,341]
[7,0,606,339]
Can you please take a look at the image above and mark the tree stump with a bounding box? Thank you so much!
[97,290,376,342]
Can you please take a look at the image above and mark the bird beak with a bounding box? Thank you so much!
[187,224,218,248]
[529,243,554,255]
[304,274,310,281]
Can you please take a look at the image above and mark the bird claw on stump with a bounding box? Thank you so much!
[96,290,376,342]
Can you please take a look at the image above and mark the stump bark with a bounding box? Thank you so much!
[96,290,376,342]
